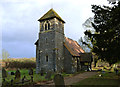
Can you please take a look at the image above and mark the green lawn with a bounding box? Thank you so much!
[73,71,120,87]
[2,68,120,87]
[75,78,119,85]
[2,69,48,86]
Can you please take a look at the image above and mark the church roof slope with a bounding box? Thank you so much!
[35,39,39,45]
[38,8,65,23]
[64,37,85,56]
[79,53,92,62]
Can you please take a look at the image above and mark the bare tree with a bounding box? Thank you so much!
[2,49,10,59]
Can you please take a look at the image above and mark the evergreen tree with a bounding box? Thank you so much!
[84,1,120,65]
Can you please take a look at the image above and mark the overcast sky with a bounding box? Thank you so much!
[0,0,109,58]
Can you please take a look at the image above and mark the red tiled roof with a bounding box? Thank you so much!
[35,37,85,56]
[64,37,85,56]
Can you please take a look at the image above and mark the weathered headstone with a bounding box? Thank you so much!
[28,68,33,75]
[11,79,13,86]
[45,71,52,80]
[2,68,7,78]
[102,70,105,74]
[15,69,21,79]
[97,69,102,71]
[22,76,26,84]
[40,69,44,76]
[115,69,119,75]
[31,76,33,82]
[53,74,65,87]
[11,72,15,75]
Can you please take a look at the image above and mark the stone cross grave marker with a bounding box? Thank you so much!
[45,71,52,80]
[53,74,65,87]
[15,69,21,79]
[28,68,33,75]
[2,68,7,79]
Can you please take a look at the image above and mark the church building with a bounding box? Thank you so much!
[35,9,92,74]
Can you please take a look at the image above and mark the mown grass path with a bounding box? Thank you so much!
[36,71,97,85]
[64,72,97,85]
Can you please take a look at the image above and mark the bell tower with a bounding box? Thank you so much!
[36,9,65,73]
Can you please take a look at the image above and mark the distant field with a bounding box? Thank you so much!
[1,58,36,69]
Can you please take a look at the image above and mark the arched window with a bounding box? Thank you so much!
[45,23,47,30]
[48,23,50,30]
[44,21,50,31]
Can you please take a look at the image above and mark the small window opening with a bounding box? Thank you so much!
[45,24,47,30]
[46,55,48,62]
[48,23,50,30]
[44,21,50,31]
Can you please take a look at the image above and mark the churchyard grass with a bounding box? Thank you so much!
[1,58,82,86]
[4,69,46,82]
[73,71,120,86]
[2,68,73,86]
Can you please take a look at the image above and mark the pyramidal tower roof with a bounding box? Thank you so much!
[38,8,65,23]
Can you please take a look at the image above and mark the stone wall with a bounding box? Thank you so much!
[37,18,64,73]
[54,18,64,72]
[39,31,55,72]
[71,57,77,73]
[63,46,73,73]
[36,45,40,74]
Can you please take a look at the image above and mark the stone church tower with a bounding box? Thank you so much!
[35,9,92,74]
[35,9,65,73]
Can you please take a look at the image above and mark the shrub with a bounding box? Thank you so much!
[2,58,36,69]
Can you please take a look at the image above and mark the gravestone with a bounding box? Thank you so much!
[45,71,52,80]
[22,76,26,84]
[97,69,102,71]
[28,68,33,75]
[11,79,13,86]
[40,69,44,76]
[11,72,15,75]
[15,69,21,79]
[53,74,65,87]
[102,70,105,74]
[31,76,33,82]
[2,68,7,78]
